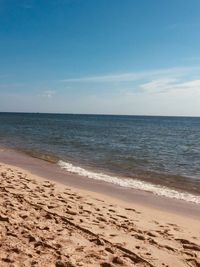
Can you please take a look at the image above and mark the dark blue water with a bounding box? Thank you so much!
[0,112,200,200]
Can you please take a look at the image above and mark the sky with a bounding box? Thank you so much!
[0,0,200,116]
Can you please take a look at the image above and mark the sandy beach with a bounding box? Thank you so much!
[0,158,200,267]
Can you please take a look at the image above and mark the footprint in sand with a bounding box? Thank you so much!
[176,238,200,251]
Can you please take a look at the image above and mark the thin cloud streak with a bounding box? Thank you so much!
[60,67,200,83]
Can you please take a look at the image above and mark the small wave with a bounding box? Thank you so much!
[21,149,59,163]
[58,160,200,204]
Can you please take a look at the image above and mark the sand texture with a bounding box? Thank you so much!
[0,163,200,267]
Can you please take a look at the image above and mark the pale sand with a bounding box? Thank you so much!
[0,162,200,267]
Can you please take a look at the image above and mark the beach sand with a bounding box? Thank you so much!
[0,161,200,267]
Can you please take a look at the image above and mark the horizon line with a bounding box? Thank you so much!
[0,111,199,118]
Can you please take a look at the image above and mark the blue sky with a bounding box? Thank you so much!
[0,0,200,115]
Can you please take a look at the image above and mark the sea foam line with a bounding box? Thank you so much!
[58,160,200,204]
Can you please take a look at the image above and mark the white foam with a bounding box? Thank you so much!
[58,160,200,204]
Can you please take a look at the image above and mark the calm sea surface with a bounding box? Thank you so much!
[0,112,200,203]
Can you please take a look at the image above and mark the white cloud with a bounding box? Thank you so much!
[56,66,200,116]
[41,90,56,99]
[140,78,178,94]
[60,67,200,83]
[139,79,200,95]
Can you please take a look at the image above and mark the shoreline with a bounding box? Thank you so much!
[0,147,200,219]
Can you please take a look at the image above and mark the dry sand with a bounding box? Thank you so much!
[0,162,200,267]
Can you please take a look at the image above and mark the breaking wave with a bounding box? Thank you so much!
[58,160,200,204]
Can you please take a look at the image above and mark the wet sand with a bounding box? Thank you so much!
[0,149,200,266]
[0,148,199,219]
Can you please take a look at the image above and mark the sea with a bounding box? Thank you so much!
[0,112,200,204]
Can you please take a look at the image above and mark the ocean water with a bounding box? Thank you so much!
[0,112,200,203]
